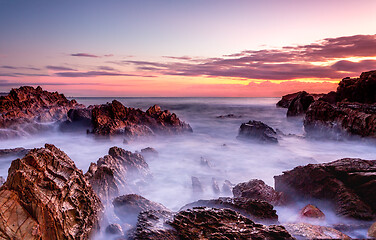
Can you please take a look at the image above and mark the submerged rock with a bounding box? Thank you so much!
[0,144,103,239]
[274,158,376,220]
[0,147,29,157]
[299,204,325,219]
[237,120,278,143]
[170,207,294,240]
[105,223,124,236]
[140,147,158,159]
[287,91,315,117]
[233,179,288,205]
[216,113,242,119]
[284,223,350,239]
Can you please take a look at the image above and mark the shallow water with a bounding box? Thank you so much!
[1,97,375,238]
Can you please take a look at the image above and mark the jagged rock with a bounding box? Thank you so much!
[60,107,93,130]
[0,144,103,239]
[284,223,350,239]
[91,100,192,136]
[299,204,325,219]
[191,176,203,193]
[105,223,124,236]
[0,147,29,157]
[287,91,315,117]
[180,197,278,222]
[113,194,169,224]
[369,222,376,238]
[170,207,294,240]
[222,180,234,195]
[85,147,151,204]
[233,179,287,205]
[237,120,278,143]
[274,158,376,220]
[212,178,220,194]
[0,86,82,138]
[277,92,303,108]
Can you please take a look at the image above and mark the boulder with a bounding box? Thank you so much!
[274,158,376,220]
[277,92,303,108]
[0,144,103,239]
[286,91,314,117]
[299,204,325,219]
[91,100,192,136]
[237,120,278,143]
[180,197,278,222]
[170,207,294,240]
[284,223,350,239]
[233,179,288,205]
[85,147,151,204]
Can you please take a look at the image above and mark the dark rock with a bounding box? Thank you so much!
[284,223,350,239]
[233,179,288,205]
[170,207,294,240]
[0,147,29,157]
[91,100,192,136]
[113,194,169,224]
[274,158,376,220]
[140,147,158,158]
[216,114,241,119]
[238,120,278,143]
[299,204,325,219]
[287,91,315,117]
[180,197,278,222]
[85,146,151,204]
[0,176,4,186]
[191,176,203,193]
[0,144,103,239]
[105,223,124,236]
[318,91,337,104]
[60,107,93,131]
[277,92,302,108]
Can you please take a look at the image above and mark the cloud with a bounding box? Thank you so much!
[1,66,40,71]
[71,53,99,58]
[46,65,77,71]
[331,59,376,72]
[55,70,137,77]
[163,56,193,61]
[0,73,49,77]
[97,66,116,71]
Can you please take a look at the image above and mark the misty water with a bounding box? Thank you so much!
[1,97,375,238]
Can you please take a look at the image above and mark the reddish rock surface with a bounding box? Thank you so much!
[284,223,350,239]
[91,100,192,136]
[0,144,103,240]
[287,91,315,117]
[274,158,376,220]
[85,147,151,203]
[299,204,325,219]
[233,179,288,206]
[237,120,278,143]
[277,92,302,108]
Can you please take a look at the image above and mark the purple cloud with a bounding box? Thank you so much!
[71,53,99,58]
[55,71,137,77]
[46,65,76,71]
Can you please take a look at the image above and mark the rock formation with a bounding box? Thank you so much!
[284,223,350,239]
[0,144,103,239]
[237,120,278,143]
[286,91,315,117]
[299,204,325,219]
[0,147,29,157]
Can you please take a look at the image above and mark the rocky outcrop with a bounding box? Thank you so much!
[170,207,294,240]
[237,120,278,143]
[0,147,29,157]
[274,158,376,220]
[286,91,314,117]
[284,223,350,239]
[299,204,325,219]
[0,144,103,240]
[277,92,302,108]
[105,223,124,236]
[85,147,151,203]
[0,86,82,137]
[91,100,192,136]
[180,197,278,222]
[233,179,288,205]
[60,107,93,131]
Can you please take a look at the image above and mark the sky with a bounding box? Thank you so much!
[0,0,376,97]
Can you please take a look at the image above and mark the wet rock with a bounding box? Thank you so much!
[318,91,337,104]
[274,158,376,220]
[222,179,234,194]
[216,113,242,119]
[60,107,93,130]
[211,178,220,194]
[277,92,302,108]
[284,223,350,239]
[170,207,294,240]
[299,204,325,219]
[85,147,151,203]
[287,91,315,117]
[140,147,158,158]
[0,147,29,157]
[181,197,278,222]
[368,222,376,238]
[91,100,192,136]
[105,223,124,236]
[0,86,82,138]
[237,120,278,143]
[0,144,103,239]
[233,179,288,205]
[191,176,203,193]
[113,194,169,224]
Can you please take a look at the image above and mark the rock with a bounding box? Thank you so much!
[233,179,288,205]
[237,120,278,143]
[199,157,211,168]
[191,176,203,193]
[368,222,376,238]
[318,91,337,104]
[128,210,178,240]
[274,158,376,220]
[216,114,241,119]
[0,144,103,239]
[211,178,220,194]
[140,147,158,158]
[336,70,376,104]
[0,86,82,138]
[85,147,151,204]
[304,100,376,138]
[277,92,303,108]
[284,223,350,239]
[180,197,278,222]
[113,194,170,224]
[105,223,124,236]
[0,147,29,157]
[222,180,234,194]
[60,107,93,130]
[170,207,294,240]
[91,100,192,136]
[299,204,325,219]
[287,91,315,117]
[0,176,4,186]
